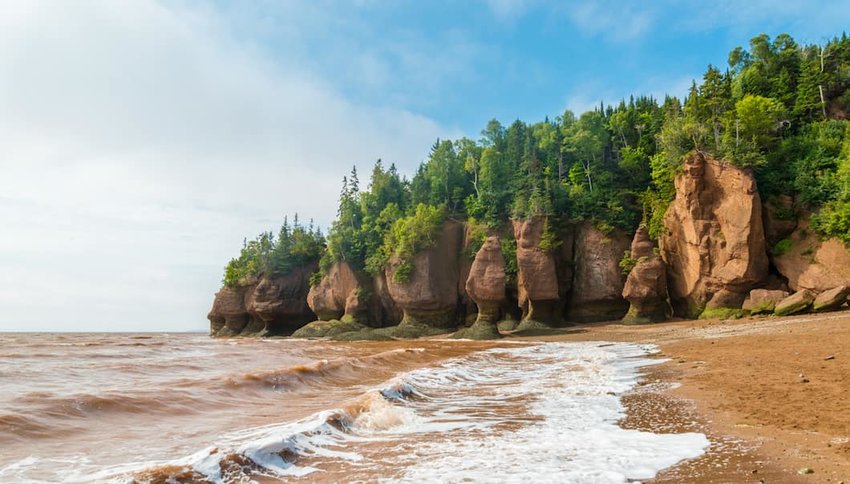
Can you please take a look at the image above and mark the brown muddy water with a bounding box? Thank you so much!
[0,333,708,483]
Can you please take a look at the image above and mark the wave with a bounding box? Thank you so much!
[222,348,427,392]
[0,348,429,442]
[99,380,423,483]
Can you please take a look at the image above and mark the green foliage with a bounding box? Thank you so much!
[464,218,488,260]
[500,234,518,286]
[772,238,793,256]
[699,307,744,320]
[619,250,639,275]
[223,216,324,287]
[538,218,562,252]
[381,204,446,283]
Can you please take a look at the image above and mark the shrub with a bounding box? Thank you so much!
[772,238,793,256]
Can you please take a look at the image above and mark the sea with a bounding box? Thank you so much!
[0,333,708,483]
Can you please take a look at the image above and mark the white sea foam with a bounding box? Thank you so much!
[391,342,708,483]
[57,341,707,483]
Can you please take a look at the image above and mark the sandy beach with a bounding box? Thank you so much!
[528,311,850,482]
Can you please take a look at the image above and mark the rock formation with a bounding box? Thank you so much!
[457,235,505,339]
[569,222,631,323]
[385,221,464,337]
[622,227,669,324]
[208,263,316,337]
[208,154,850,338]
[306,262,365,323]
[771,220,850,293]
[512,217,562,327]
[661,153,769,317]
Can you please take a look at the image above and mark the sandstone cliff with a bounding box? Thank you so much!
[622,226,669,324]
[457,235,505,339]
[385,221,464,336]
[661,153,769,317]
[512,217,562,326]
[568,222,630,323]
[208,263,316,337]
[771,219,850,293]
[208,153,850,337]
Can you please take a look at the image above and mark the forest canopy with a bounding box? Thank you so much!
[223,32,850,287]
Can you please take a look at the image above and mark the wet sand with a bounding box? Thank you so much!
[529,311,850,482]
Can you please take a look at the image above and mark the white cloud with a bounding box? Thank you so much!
[0,1,453,331]
[485,0,534,22]
[566,2,654,42]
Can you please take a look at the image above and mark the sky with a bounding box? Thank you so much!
[2,1,849,332]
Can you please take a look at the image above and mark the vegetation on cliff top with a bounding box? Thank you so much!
[223,32,850,287]
[223,216,324,287]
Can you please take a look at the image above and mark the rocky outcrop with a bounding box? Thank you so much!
[774,289,815,316]
[772,220,850,293]
[247,265,316,334]
[372,272,403,326]
[208,285,252,336]
[661,153,769,317]
[307,262,365,323]
[813,285,850,312]
[208,263,316,337]
[742,289,790,315]
[385,221,464,336]
[622,227,668,324]
[456,235,505,339]
[569,222,630,322]
[512,217,563,326]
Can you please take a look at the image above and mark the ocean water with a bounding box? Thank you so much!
[0,333,708,483]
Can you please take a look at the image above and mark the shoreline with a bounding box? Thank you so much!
[523,312,850,482]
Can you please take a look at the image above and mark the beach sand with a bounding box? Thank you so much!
[529,311,850,482]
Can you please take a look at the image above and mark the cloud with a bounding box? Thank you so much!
[484,0,534,22]
[0,0,453,331]
[566,1,654,42]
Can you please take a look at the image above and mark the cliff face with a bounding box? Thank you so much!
[458,235,505,339]
[661,153,769,317]
[513,218,561,324]
[385,221,464,333]
[208,262,316,337]
[771,219,850,292]
[568,222,630,323]
[208,153,850,337]
[307,262,364,322]
[622,227,669,324]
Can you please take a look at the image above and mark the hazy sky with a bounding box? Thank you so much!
[2,1,849,332]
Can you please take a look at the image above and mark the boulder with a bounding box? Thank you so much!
[661,153,769,317]
[569,222,631,322]
[813,285,850,312]
[622,227,669,324]
[457,235,505,339]
[513,217,561,325]
[742,289,790,315]
[774,289,815,317]
[385,221,464,337]
[772,219,850,293]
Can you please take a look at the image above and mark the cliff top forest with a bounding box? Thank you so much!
[222,32,850,289]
